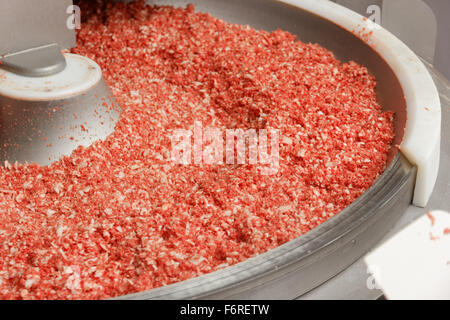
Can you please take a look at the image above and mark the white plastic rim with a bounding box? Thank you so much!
[365,210,450,299]
[280,0,441,207]
[0,53,102,101]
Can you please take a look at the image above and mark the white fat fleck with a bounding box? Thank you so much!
[278,205,292,213]
[23,181,32,189]
[297,148,306,157]
[53,182,63,194]
[57,225,65,237]
[24,277,39,289]
[282,136,293,145]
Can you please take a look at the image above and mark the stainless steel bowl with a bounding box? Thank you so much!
[109,0,418,299]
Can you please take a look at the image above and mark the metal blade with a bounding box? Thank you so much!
[0,0,76,56]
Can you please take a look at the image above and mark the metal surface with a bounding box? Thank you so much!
[0,1,121,166]
[333,0,450,81]
[105,0,416,299]
[0,77,120,166]
[301,61,450,300]
[0,0,75,77]
[0,0,75,56]
[422,0,450,81]
[0,44,67,77]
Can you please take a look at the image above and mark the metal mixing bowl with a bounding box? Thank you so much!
[106,0,419,299]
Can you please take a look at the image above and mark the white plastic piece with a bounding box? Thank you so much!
[0,53,102,101]
[280,0,441,207]
[365,210,450,299]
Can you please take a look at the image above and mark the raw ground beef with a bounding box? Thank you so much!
[0,1,394,299]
